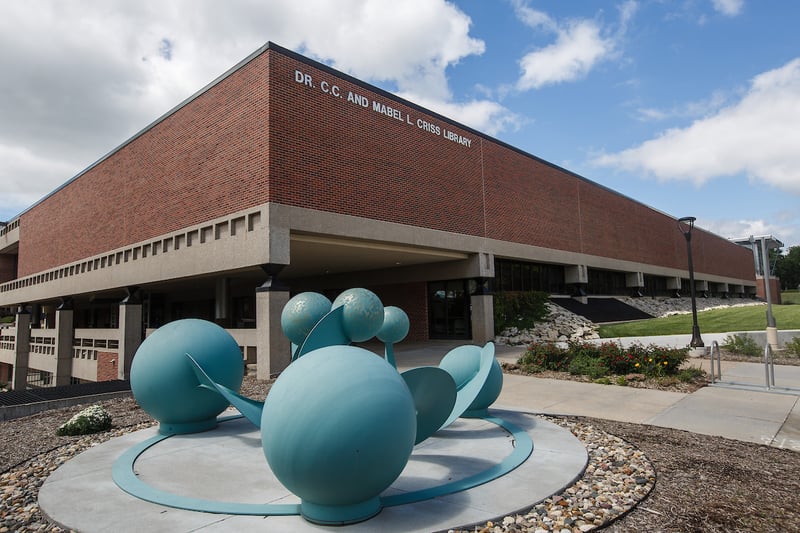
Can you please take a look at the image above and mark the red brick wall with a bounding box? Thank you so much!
[483,144,581,251]
[369,282,427,342]
[267,54,485,235]
[97,351,118,382]
[18,52,274,276]
[0,255,16,283]
[15,44,755,284]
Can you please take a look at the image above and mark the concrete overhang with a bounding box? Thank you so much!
[282,233,469,279]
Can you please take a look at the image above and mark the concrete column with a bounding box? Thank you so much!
[695,280,709,298]
[565,265,588,301]
[11,310,30,390]
[54,308,74,386]
[255,264,291,380]
[626,272,644,297]
[215,277,231,327]
[256,290,290,380]
[470,294,494,345]
[666,276,682,297]
[118,303,143,380]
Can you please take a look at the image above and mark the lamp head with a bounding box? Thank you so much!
[677,216,696,235]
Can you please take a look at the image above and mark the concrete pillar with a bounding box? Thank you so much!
[255,264,291,380]
[11,310,30,390]
[256,290,290,380]
[54,308,74,386]
[695,280,709,298]
[666,276,682,297]
[215,277,231,327]
[470,294,494,345]
[565,265,588,301]
[119,303,143,380]
[30,303,41,328]
[626,272,644,297]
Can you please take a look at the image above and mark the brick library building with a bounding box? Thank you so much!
[0,43,756,390]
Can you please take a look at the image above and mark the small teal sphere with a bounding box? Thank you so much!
[262,345,416,511]
[130,319,244,434]
[331,288,384,342]
[376,306,410,344]
[281,292,333,345]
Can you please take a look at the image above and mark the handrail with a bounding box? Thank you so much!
[709,341,722,383]
[764,344,775,389]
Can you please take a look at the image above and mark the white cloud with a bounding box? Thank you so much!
[711,0,744,16]
[634,90,731,122]
[593,58,800,195]
[511,1,557,32]
[517,20,614,90]
[0,0,497,219]
[512,1,635,91]
[396,92,524,137]
[700,216,799,250]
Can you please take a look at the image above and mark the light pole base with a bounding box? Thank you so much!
[688,347,708,358]
[766,327,779,351]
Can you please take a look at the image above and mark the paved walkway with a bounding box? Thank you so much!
[391,339,800,453]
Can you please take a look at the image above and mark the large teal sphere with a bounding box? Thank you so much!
[331,288,384,342]
[281,292,333,345]
[130,319,244,434]
[376,306,410,344]
[261,345,416,522]
[439,345,503,411]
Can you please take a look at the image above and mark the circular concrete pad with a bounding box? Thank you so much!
[40,409,587,532]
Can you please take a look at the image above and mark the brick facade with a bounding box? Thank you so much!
[96,351,118,382]
[0,362,10,385]
[0,255,15,284]
[18,52,274,276]
[15,43,754,284]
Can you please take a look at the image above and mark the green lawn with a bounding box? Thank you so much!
[599,303,800,338]
[783,290,800,305]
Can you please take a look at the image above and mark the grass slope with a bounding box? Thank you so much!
[599,303,800,338]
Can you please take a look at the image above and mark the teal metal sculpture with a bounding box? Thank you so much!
[129,319,244,435]
[120,288,521,525]
[262,345,417,523]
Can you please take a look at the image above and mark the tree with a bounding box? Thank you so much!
[775,246,800,290]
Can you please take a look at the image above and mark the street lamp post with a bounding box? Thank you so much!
[678,217,704,349]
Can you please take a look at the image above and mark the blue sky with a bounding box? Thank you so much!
[1,0,798,249]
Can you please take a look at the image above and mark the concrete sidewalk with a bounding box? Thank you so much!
[391,340,800,452]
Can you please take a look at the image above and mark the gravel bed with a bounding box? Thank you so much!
[450,417,655,533]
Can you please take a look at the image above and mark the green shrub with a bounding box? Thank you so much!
[517,340,687,379]
[785,336,800,357]
[677,367,706,382]
[616,376,627,386]
[56,405,112,436]
[594,377,612,385]
[568,354,609,379]
[494,291,549,334]
[722,334,761,357]
[519,342,570,372]
[644,344,690,376]
[0,315,14,324]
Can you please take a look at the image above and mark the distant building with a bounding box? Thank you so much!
[0,43,756,389]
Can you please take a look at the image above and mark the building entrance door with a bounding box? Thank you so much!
[428,280,471,339]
